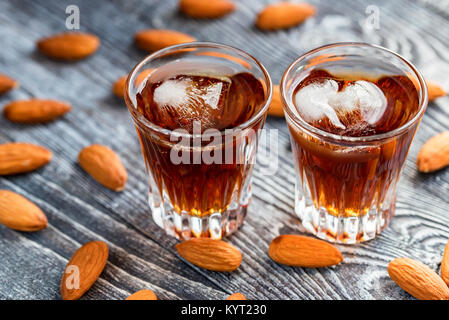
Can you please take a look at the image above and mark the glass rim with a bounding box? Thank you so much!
[280,42,429,143]
[125,41,273,138]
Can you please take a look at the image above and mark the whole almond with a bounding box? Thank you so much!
[441,239,449,286]
[226,293,247,300]
[3,99,71,123]
[37,32,100,60]
[306,54,344,69]
[256,3,316,30]
[78,144,127,191]
[196,51,251,69]
[0,190,48,232]
[388,257,449,300]
[180,0,235,19]
[175,238,242,272]
[0,73,18,94]
[426,80,446,101]
[126,289,157,300]
[60,241,109,300]
[268,85,283,117]
[417,131,449,172]
[0,143,52,175]
[113,76,127,99]
[135,29,196,53]
[409,76,446,102]
[113,69,154,98]
[268,234,343,267]
[135,69,155,86]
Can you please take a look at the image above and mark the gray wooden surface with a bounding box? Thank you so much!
[1,0,449,300]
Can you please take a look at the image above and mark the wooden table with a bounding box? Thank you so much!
[1,0,448,300]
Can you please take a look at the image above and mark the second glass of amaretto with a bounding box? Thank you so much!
[281,43,428,243]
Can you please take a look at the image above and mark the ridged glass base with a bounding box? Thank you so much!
[295,194,395,244]
[148,185,251,240]
[150,202,247,240]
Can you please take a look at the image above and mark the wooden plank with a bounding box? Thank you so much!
[0,0,448,300]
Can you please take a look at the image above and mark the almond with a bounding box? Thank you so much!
[78,144,127,191]
[60,241,109,300]
[37,32,100,60]
[441,239,449,286]
[180,0,235,19]
[135,29,196,53]
[226,293,246,300]
[196,51,251,69]
[426,79,446,101]
[0,190,48,232]
[256,3,316,30]
[305,54,344,69]
[113,69,154,99]
[388,257,449,300]
[113,76,127,99]
[135,69,155,86]
[0,142,52,175]
[268,85,283,117]
[175,238,242,272]
[417,131,449,172]
[268,234,343,267]
[126,289,157,300]
[3,99,71,123]
[0,73,18,94]
[409,76,446,102]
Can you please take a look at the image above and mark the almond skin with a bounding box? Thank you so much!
[78,144,127,191]
[135,29,196,53]
[0,190,48,232]
[306,54,344,69]
[0,143,52,175]
[175,238,242,272]
[113,69,154,98]
[409,76,446,102]
[388,257,449,300]
[180,0,235,19]
[226,293,247,300]
[417,131,449,172]
[426,80,446,101]
[268,234,343,267]
[268,85,283,117]
[196,51,251,69]
[256,3,316,30]
[113,76,127,99]
[0,73,18,94]
[37,32,100,60]
[3,99,71,123]
[60,241,109,300]
[135,69,155,86]
[441,239,449,286]
[126,289,157,300]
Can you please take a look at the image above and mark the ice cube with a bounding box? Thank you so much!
[295,79,387,131]
[294,79,345,129]
[347,80,387,125]
[153,75,230,131]
[153,78,190,109]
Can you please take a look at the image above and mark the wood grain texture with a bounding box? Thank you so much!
[0,0,448,300]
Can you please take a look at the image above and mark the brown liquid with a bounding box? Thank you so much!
[289,69,421,224]
[135,65,265,217]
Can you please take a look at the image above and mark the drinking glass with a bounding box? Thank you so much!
[125,42,272,240]
[281,43,428,243]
